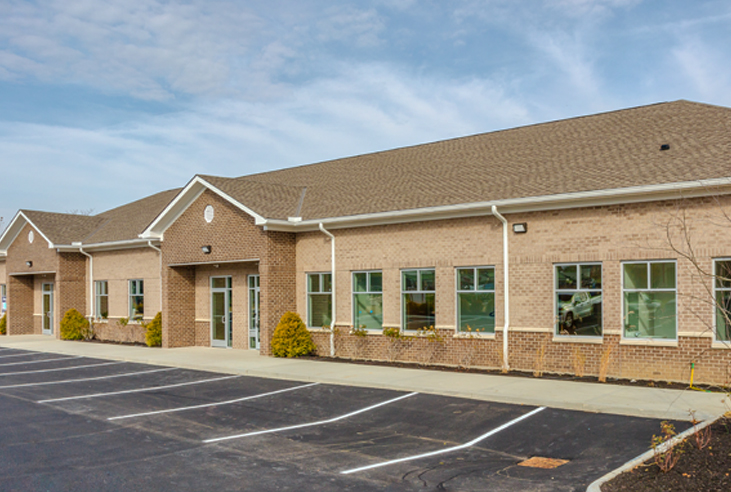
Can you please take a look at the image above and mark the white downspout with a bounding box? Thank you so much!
[147,241,163,319]
[318,223,336,357]
[491,206,510,372]
[78,247,94,323]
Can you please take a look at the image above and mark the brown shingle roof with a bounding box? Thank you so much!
[207,100,731,220]
[21,211,105,245]
[21,188,180,246]
[84,188,181,244]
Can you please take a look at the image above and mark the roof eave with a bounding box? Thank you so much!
[55,238,161,253]
[261,177,731,232]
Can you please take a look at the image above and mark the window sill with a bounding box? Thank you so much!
[552,336,604,344]
[620,338,678,348]
[711,341,731,350]
[453,332,495,340]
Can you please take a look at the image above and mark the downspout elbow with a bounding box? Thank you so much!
[491,206,510,372]
[319,223,336,357]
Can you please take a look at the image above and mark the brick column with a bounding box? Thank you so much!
[259,231,297,356]
[56,253,87,338]
[162,265,196,348]
[7,275,35,335]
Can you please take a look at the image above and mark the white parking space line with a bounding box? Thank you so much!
[109,382,321,421]
[0,353,47,360]
[38,374,243,403]
[340,406,547,475]
[0,356,83,367]
[203,391,419,444]
[0,367,176,389]
[0,361,123,377]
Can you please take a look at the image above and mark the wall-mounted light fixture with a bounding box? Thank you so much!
[201,245,212,254]
[512,223,527,234]
[26,260,33,267]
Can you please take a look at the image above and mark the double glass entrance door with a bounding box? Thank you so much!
[211,277,232,348]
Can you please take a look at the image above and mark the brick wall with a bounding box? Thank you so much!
[161,189,296,351]
[56,252,87,339]
[162,265,196,348]
[7,275,35,334]
[295,197,731,385]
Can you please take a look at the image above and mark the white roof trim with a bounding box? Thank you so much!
[262,177,731,232]
[0,211,55,254]
[55,238,161,253]
[140,176,267,238]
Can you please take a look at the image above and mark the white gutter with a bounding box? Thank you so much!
[147,241,163,319]
[491,206,510,372]
[260,177,731,232]
[75,245,94,322]
[319,223,336,357]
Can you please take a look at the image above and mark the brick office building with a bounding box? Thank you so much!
[1,100,731,384]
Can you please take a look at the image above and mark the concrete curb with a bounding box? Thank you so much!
[585,416,720,492]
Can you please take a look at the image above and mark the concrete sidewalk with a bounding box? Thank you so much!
[1,335,728,422]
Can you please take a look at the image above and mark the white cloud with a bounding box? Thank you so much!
[673,38,731,105]
[0,61,529,221]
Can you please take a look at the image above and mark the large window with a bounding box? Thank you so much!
[353,271,382,331]
[623,261,676,339]
[456,267,495,333]
[95,281,108,320]
[129,279,144,321]
[307,273,332,328]
[1,283,6,315]
[714,259,731,342]
[555,264,602,336]
[402,269,435,331]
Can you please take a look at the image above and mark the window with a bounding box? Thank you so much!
[456,267,495,333]
[714,259,731,342]
[402,269,435,331]
[307,273,332,328]
[623,261,676,339]
[129,279,144,321]
[95,281,108,320]
[555,264,602,336]
[1,283,6,315]
[353,271,382,331]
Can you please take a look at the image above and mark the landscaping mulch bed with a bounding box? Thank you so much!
[304,355,728,393]
[602,417,731,491]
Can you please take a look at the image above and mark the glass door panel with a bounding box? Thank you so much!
[211,277,232,348]
[249,275,260,349]
[42,283,54,335]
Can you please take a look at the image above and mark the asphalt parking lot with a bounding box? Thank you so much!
[0,348,690,491]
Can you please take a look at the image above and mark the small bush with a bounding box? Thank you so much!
[0,313,6,335]
[145,312,162,347]
[271,312,316,357]
[60,308,91,340]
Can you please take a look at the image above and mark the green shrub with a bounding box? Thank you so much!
[145,312,162,347]
[0,313,6,335]
[60,308,91,340]
[271,311,316,357]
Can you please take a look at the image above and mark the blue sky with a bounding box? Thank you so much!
[1,0,731,228]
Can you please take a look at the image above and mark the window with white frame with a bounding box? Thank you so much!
[555,263,602,336]
[95,281,108,320]
[129,279,144,321]
[714,259,731,342]
[307,273,332,328]
[623,261,676,339]
[456,267,495,333]
[402,269,435,331]
[353,271,383,331]
[1,283,6,315]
